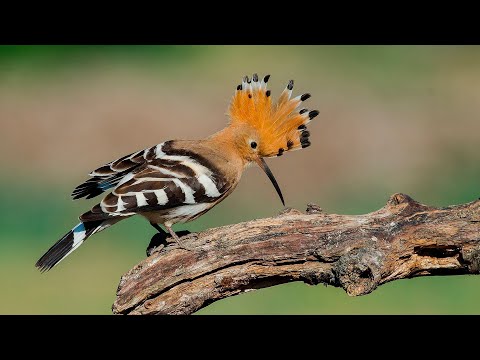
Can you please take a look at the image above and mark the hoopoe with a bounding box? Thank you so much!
[35,73,319,272]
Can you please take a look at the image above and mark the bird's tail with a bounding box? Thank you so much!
[35,218,117,272]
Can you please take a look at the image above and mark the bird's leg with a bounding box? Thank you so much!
[146,222,169,256]
[165,224,193,251]
[150,222,191,240]
[150,222,166,234]
[147,222,193,254]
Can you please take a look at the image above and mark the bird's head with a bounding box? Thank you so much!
[226,73,319,206]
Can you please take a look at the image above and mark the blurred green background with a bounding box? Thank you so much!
[1,45,480,314]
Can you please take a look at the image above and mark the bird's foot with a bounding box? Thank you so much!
[176,230,192,238]
[146,230,194,256]
[171,230,194,251]
[146,232,169,256]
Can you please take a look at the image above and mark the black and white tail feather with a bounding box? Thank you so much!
[35,219,118,272]
[36,149,153,271]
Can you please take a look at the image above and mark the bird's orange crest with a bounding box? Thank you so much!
[228,73,318,158]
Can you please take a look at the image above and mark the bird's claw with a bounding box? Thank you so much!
[146,232,169,256]
[176,230,192,238]
[146,230,194,255]
[172,230,194,251]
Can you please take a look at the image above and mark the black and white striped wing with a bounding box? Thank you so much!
[71,146,159,200]
[79,141,231,222]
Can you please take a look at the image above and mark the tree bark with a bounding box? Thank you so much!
[112,193,480,315]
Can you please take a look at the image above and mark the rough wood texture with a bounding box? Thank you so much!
[112,193,480,315]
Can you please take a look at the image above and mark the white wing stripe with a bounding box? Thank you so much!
[153,189,169,205]
[197,174,221,197]
[159,155,213,176]
[171,178,196,204]
[133,177,175,183]
[135,193,148,207]
[155,143,166,158]
[179,158,213,177]
[148,165,187,178]
[117,172,134,187]
[116,197,127,212]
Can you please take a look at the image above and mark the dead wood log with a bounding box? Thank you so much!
[112,193,480,315]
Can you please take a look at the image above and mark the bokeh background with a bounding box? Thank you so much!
[1,45,479,314]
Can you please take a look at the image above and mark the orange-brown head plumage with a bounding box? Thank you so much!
[227,73,319,160]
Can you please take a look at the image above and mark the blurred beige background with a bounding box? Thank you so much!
[1,45,479,314]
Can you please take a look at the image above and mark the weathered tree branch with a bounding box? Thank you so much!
[112,193,480,315]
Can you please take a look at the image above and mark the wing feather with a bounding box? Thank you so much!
[71,147,155,200]
[79,141,232,222]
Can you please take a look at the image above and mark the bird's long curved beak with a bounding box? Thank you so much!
[255,157,285,206]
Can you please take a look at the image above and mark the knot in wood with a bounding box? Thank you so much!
[461,249,480,273]
[333,247,384,296]
[306,203,323,214]
[386,193,431,216]
[388,193,414,206]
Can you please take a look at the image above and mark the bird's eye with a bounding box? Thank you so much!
[250,141,257,149]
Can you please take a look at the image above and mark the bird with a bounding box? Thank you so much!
[35,73,319,272]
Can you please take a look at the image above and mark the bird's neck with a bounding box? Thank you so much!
[205,126,250,168]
